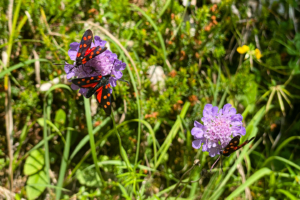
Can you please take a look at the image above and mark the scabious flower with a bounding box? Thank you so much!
[64,35,126,96]
[191,104,246,157]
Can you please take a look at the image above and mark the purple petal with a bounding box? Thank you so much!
[222,104,232,115]
[203,104,213,117]
[212,106,219,117]
[115,62,126,71]
[232,126,246,135]
[71,83,80,90]
[211,141,217,148]
[208,146,221,157]
[68,42,79,61]
[64,63,74,73]
[92,36,107,47]
[231,121,242,126]
[112,70,123,79]
[66,72,75,79]
[218,108,223,115]
[229,108,237,115]
[201,142,208,151]
[79,88,89,97]
[109,77,117,87]
[194,120,203,128]
[231,114,243,122]
[192,139,204,149]
[191,127,204,138]
[239,127,246,135]
[201,117,209,124]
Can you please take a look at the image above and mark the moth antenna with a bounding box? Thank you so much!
[210,156,220,172]
[119,78,130,86]
[53,61,71,66]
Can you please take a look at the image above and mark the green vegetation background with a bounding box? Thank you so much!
[0,0,300,199]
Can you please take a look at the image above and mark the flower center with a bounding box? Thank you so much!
[205,116,232,147]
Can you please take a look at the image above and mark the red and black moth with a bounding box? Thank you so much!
[71,75,112,115]
[74,29,107,67]
[210,136,255,172]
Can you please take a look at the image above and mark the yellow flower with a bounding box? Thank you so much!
[255,48,262,60]
[237,45,250,54]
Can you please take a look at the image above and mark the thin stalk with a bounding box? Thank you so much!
[43,100,50,186]
[83,97,104,183]
[55,103,74,200]
[111,109,133,171]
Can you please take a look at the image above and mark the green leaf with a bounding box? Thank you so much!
[0,59,49,78]
[276,189,298,200]
[26,169,48,200]
[225,168,272,200]
[54,109,66,127]
[24,149,45,175]
[76,167,103,187]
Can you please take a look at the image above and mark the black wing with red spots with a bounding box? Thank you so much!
[81,46,107,65]
[71,75,111,115]
[75,29,107,66]
[76,30,93,65]
[95,82,112,115]
[221,136,255,156]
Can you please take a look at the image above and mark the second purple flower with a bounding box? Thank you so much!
[191,104,246,157]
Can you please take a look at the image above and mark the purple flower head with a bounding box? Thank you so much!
[64,35,126,96]
[191,104,246,157]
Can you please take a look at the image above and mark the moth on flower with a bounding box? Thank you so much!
[63,30,127,115]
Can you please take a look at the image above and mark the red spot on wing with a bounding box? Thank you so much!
[96,86,103,103]
[81,83,98,88]
[84,47,95,56]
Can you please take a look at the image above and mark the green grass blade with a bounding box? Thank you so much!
[131,4,169,71]
[276,189,298,200]
[225,168,272,200]
[37,119,65,144]
[266,87,275,114]
[274,136,300,156]
[158,0,172,18]
[276,88,285,115]
[262,156,300,170]
[0,59,49,78]
[55,102,75,200]
[125,119,157,166]
[155,102,190,169]
[69,115,112,160]
[43,98,50,186]
[45,84,71,98]
[111,110,133,171]
[107,38,142,169]
[83,97,103,183]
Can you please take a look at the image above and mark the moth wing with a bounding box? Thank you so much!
[76,29,93,58]
[221,136,241,156]
[95,83,111,115]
